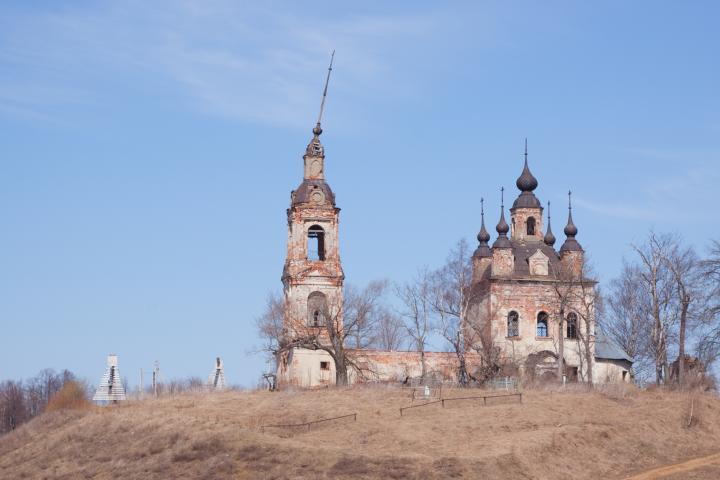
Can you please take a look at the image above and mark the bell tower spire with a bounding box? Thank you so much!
[511,138,543,241]
[304,51,334,181]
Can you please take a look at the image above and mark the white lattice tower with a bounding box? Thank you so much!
[92,354,127,402]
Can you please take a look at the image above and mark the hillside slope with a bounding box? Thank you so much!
[1,386,719,479]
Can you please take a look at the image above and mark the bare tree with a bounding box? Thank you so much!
[604,262,653,380]
[372,307,404,351]
[345,280,389,349]
[662,241,706,386]
[430,239,478,386]
[631,232,679,385]
[256,281,389,386]
[696,239,720,377]
[395,268,433,381]
[0,381,27,434]
[549,256,598,384]
[255,291,287,356]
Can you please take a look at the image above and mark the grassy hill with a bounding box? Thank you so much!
[1,385,719,479]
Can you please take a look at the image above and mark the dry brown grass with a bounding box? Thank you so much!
[1,385,719,479]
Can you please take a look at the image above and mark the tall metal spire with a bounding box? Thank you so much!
[313,50,335,137]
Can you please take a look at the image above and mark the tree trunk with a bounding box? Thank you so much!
[678,296,689,386]
[456,350,469,387]
[334,353,348,385]
[420,349,427,382]
[558,313,565,382]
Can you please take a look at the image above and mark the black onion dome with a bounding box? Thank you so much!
[512,159,542,209]
[560,196,583,252]
[544,222,556,246]
[474,203,492,258]
[516,159,538,192]
[492,207,512,249]
[477,219,491,244]
[564,209,578,237]
[496,208,509,235]
[544,202,556,246]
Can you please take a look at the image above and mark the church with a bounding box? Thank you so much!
[275,66,632,388]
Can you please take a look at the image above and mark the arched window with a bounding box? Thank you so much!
[567,312,578,339]
[527,217,536,236]
[307,291,327,326]
[307,225,325,261]
[536,311,549,337]
[507,311,519,337]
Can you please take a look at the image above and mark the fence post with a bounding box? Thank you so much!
[483,396,487,406]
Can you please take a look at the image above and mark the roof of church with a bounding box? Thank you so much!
[291,179,336,207]
[595,332,633,362]
[505,239,561,277]
[512,191,542,209]
[512,143,542,210]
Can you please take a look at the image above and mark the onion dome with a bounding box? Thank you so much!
[544,201,556,246]
[560,190,583,252]
[512,139,542,209]
[474,198,492,258]
[493,188,512,249]
[516,140,538,192]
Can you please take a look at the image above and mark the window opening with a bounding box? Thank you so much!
[307,225,325,261]
[320,361,330,371]
[567,312,578,339]
[537,311,549,337]
[307,292,327,326]
[507,311,519,337]
[527,217,536,236]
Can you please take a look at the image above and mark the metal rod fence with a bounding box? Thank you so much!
[400,392,522,416]
[399,400,443,416]
[441,392,522,407]
[260,413,357,433]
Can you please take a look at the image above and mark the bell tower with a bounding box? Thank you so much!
[510,140,544,242]
[281,52,344,343]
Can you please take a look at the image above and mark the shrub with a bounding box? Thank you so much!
[45,381,91,412]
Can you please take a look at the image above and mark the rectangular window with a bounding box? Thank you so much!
[320,361,330,371]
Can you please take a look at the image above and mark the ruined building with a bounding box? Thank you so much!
[276,119,346,386]
[276,64,632,387]
[467,148,632,383]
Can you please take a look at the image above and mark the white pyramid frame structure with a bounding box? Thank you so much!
[93,354,127,402]
[208,357,226,390]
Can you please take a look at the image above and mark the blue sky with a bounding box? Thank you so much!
[1,1,719,387]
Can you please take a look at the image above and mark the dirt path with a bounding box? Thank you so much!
[625,452,720,480]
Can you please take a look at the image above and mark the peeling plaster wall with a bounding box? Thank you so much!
[593,359,633,384]
[477,280,594,380]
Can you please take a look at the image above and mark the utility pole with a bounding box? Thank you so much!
[152,361,160,398]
